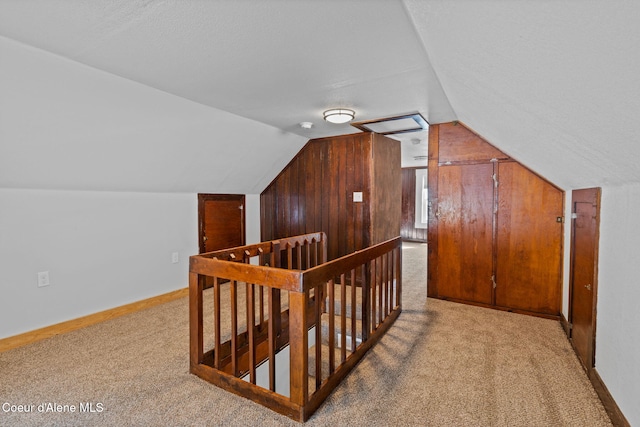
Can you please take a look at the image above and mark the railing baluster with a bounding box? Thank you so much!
[296,242,303,269]
[268,287,276,392]
[315,284,322,389]
[247,282,256,384]
[361,263,369,341]
[328,279,335,374]
[371,258,377,331]
[378,256,383,325]
[340,273,347,363]
[287,243,293,270]
[383,252,388,318]
[350,268,357,353]
[214,276,221,369]
[230,280,238,376]
[396,246,402,310]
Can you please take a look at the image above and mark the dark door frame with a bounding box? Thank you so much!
[197,193,245,254]
[568,187,601,371]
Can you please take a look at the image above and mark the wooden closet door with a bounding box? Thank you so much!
[495,162,563,315]
[436,163,494,304]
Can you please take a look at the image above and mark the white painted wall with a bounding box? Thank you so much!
[595,184,640,426]
[245,194,262,244]
[0,188,198,339]
[0,37,289,340]
[0,36,307,194]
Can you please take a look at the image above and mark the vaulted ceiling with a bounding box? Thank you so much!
[1,0,638,193]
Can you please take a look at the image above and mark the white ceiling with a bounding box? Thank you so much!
[1,0,639,192]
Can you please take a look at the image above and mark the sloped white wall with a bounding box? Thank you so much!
[0,37,285,339]
[0,36,307,194]
[596,184,640,425]
[406,0,640,190]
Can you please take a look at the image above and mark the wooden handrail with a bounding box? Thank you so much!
[189,232,401,422]
[301,236,401,293]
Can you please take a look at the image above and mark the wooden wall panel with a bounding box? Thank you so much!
[371,133,402,246]
[261,132,399,262]
[495,162,563,315]
[401,168,428,242]
[438,122,509,164]
[436,163,494,304]
[429,121,564,318]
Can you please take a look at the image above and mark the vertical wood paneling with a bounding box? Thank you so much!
[370,133,402,245]
[495,162,563,315]
[429,122,564,318]
[261,132,400,261]
[436,163,494,304]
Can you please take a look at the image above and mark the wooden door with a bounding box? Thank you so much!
[198,194,245,254]
[495,162,563,315]
[569,188,601,370]
[435,163,494,304]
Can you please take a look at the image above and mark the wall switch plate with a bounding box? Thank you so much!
[353,192,363,202]
[37,271,50,287]
[171,252,179,264]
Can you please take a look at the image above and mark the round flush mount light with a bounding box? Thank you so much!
[323,108,355,124]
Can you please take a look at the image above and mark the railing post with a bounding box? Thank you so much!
[189,271,204,369]
[289,290,308,408]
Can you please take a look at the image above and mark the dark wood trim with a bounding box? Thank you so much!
[589,368,631,427]
[568,187,601,371]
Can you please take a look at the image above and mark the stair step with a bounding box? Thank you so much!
[308,342,345,384]
[324,283,364,320]
[319,313,363,347]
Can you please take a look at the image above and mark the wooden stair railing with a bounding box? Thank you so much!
[189,233,402,422]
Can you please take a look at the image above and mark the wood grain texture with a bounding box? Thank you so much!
[429,122,564,318]
[436,163,494,304]
[261,132,400,262]
[438,122,508,163]
[495,161,563,315]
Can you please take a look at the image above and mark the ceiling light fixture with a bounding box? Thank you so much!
[323,108,355,124]
[299,121,314,129]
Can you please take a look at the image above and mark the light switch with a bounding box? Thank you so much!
[353,192,363,202]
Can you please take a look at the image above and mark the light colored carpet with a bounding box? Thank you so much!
[0,242,612,426]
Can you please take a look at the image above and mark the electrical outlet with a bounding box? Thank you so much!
[37,271,50,288]
[171,252,179,264]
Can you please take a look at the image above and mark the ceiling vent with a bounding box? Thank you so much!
[351,113,428,136]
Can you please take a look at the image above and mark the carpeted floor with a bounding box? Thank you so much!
[0,242,612,426]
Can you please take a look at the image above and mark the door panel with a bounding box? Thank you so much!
[436,163,494,304]
[198,194,245,254]
[570,188,600,370]
[495,162,563,315]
